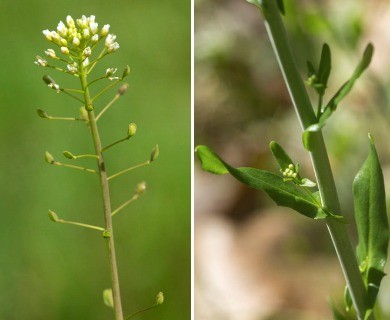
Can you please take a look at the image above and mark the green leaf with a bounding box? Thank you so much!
[317,43,331,96]
[269,141,294,171]
[344,285,352,312]
[328,298,348,320]
[196,145,322,219]
[321,43,373,123]
[246,0,262,8]
[353,134,389,308]
[276,0,285,15]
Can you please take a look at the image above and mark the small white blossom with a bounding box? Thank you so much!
[66,15,75,28]
[42,29,52,41]
[45,49,56,58]
[35,56,48,67]
[57,21,67,36]
[67,63,78,74]
[83,57,90,67]
[50,31,60,42]
[73,37,80,46]
[105,68,117,77]
[101,24,110,36]
[91,34,99,43]
[109,76,120,81]
[83,28,90,38]
[61,46,69,55]
[83,46,91,57]
[48,83,60,93]
[105,34,116,46]
[89,15,96,23]
[90,22,98,34]
[108,42,120,53]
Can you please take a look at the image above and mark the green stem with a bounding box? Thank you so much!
[102,136,129,152]
[52,161,97,174]
[96,93,120,121]
[125,304,158,320]
[58,219,105,231]
[79,60,124,320]
[112,194,139,217]
[258,1,369,319]
[108,161,150,181]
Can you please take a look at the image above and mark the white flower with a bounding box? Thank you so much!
[50,31,60,42]
[107,42,120,53]
[60,46,69,55]
[66,15,75,28]
[91,34,99,43]
[48,83,60,93]
[105,68,117,77]
[57,21,67,36]
[101,24,110,36]
[83,58,90,67]
[83,28,90,38]
[105,34,116,46]
[42,29,52,41]
[90,22,98,34]
[83,47,92,57]
[67,63,78,74]
[73,37,80,46]
[45,49,56,58]
[89,15,96,23]
[34,56,48,67]
[109,76,120,81]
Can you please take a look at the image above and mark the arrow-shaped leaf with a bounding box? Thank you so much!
[196,145,323,219]
[353,134,389,309]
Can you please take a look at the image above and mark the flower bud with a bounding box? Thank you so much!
[156,292,164,305]
[45,151,55,164]
[150,145,159,162]
[91,34,99,43]
[34,56,48,67]
[101,24,110,36]
[37,109,49,119]
[105,68,117,77]
[63,151,76,160]
[42,75,56,85]
[122,65,130,79]
[61,46,70,55]
[73,37,80,46]
[48,210,60,222]
[102,230,111,238]
[136,181,147,195]
[117,83,129,96]
[127,123,137,138]
[83,46,92,57]
[45,49,56,58]
[103,289,114,309]
[42,29,52,41]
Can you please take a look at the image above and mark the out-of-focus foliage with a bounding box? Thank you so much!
[0,1,190,319]
[195,0,390,318]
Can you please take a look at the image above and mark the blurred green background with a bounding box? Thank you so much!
[0,1,190,319]
[195,0,390,319]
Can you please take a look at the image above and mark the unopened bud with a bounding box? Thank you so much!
[63,151,76,160]
[48,210,60,222]
[156,292,164,305]
[150,145,159,162]
[127,123,137,138]
[43,75,56,85]
[136,181,147,195]
[122,65,130,79]
[45,151,55,164]
[103,289,114,309]
[102,230,111,238]
[79,106,89,120]
[118,83,129,96]
[37,109,49,118]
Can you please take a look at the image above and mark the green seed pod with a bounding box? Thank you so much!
[150,145,159,162]
[122,65,130,79]
[136,181,147,195]
[37,109,49,118]
[48,210,59,222]
[156,292,164,305]
[45,151,55,164]
[127,123,137,138]
[42,75,56,85]
[103,288,114,309]
[63,151,75,160]
[118,83,129,96]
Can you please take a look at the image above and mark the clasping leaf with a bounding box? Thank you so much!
[353,134,389,309]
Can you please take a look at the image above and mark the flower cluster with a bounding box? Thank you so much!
[35,15,120,71]
[282,164,298,179]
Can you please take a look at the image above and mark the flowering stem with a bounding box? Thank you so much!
[112,194,139,217]
[96,93,120,121]
[258,1,369,319]
[79,61,124,320]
